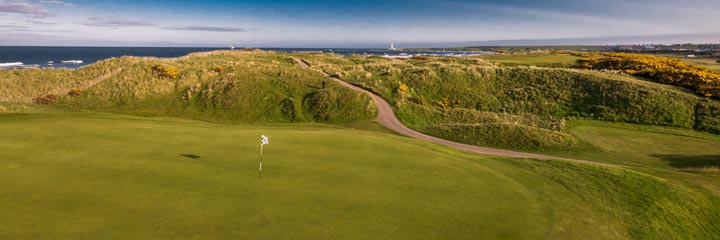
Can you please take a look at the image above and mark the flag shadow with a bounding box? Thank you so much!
[180,154,201,159]
[180,153,231,170]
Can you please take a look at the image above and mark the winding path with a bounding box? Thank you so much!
[293,58,617,167]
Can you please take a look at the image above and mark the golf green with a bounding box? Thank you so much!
[1,113,715,239]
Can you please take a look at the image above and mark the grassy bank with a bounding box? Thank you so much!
[0,51,376,125]
[300,53,720,152]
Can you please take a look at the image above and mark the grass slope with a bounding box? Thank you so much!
[552,120,720,169]
[1,113,719,239]
[300,53,720,152]
[0,51,376,125]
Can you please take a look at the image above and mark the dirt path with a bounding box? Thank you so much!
[293,58,617,167]
[79,68,123,91]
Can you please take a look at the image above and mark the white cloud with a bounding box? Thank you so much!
[2,0,719,47]
[26,19,56,25]
[38,0,72,6]
[0,0,54,18]
[84,16,155,27]
[164,25,250,32]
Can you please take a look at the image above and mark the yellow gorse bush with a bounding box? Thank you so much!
[211,66,225,73]
[151,65,179,79]
[398,83,408,93]
[433,97,460,109]
[68,88,82,96]
[576,53,720,98]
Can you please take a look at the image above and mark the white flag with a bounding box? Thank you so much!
[261,135,269,145]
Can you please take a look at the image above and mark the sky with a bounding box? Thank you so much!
[1,0,719,47]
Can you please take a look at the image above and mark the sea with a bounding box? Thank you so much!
[0,46,490,69]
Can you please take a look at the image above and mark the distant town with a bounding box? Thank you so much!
[426,44,720,57]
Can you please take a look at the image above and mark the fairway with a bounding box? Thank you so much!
[680,58,720,72]
[2,0,720,238]
[2,50,720,239]
[0,113,549,239]
[2,113,719,239]
[481,53,581,67]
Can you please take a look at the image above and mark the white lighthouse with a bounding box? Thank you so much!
[390,43,396,50]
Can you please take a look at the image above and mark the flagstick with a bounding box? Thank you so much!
[259,142,263,180]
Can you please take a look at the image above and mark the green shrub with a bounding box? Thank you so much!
[694,100,720,133]
[303,88,376,124]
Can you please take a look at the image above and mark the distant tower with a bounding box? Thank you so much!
[390,43,395,50]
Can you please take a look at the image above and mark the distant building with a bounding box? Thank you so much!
[389,43,396,50]
[687,54,696,58]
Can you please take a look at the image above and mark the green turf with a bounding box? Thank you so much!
[3,51,720,239]
[680,58,720,72]
[555,120,720,169]
[542,119,720,198]
[480,53,582,67]
[1,113,719,239]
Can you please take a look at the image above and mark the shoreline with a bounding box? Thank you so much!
[0,47,493,70]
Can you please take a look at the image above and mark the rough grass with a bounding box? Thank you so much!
[0,58,130,102]
[1,51,376,125]
[0,113,718,239]
[0,68,85,102]
[300,53,720,151]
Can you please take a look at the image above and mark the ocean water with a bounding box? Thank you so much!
[0,46,227,69]
[0,46,488,69]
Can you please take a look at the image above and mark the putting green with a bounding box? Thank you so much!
[1,113,715,239]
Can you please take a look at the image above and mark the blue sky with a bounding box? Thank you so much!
[1,0,719,47]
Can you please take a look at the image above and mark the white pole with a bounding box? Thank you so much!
[259,143,263,180]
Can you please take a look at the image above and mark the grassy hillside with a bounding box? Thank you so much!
[0,51,375,124]
[2,51,720,239]
[300,54,720,152]
[0,113,718,239]
[576,53,720,98]
[0,59,125,103]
